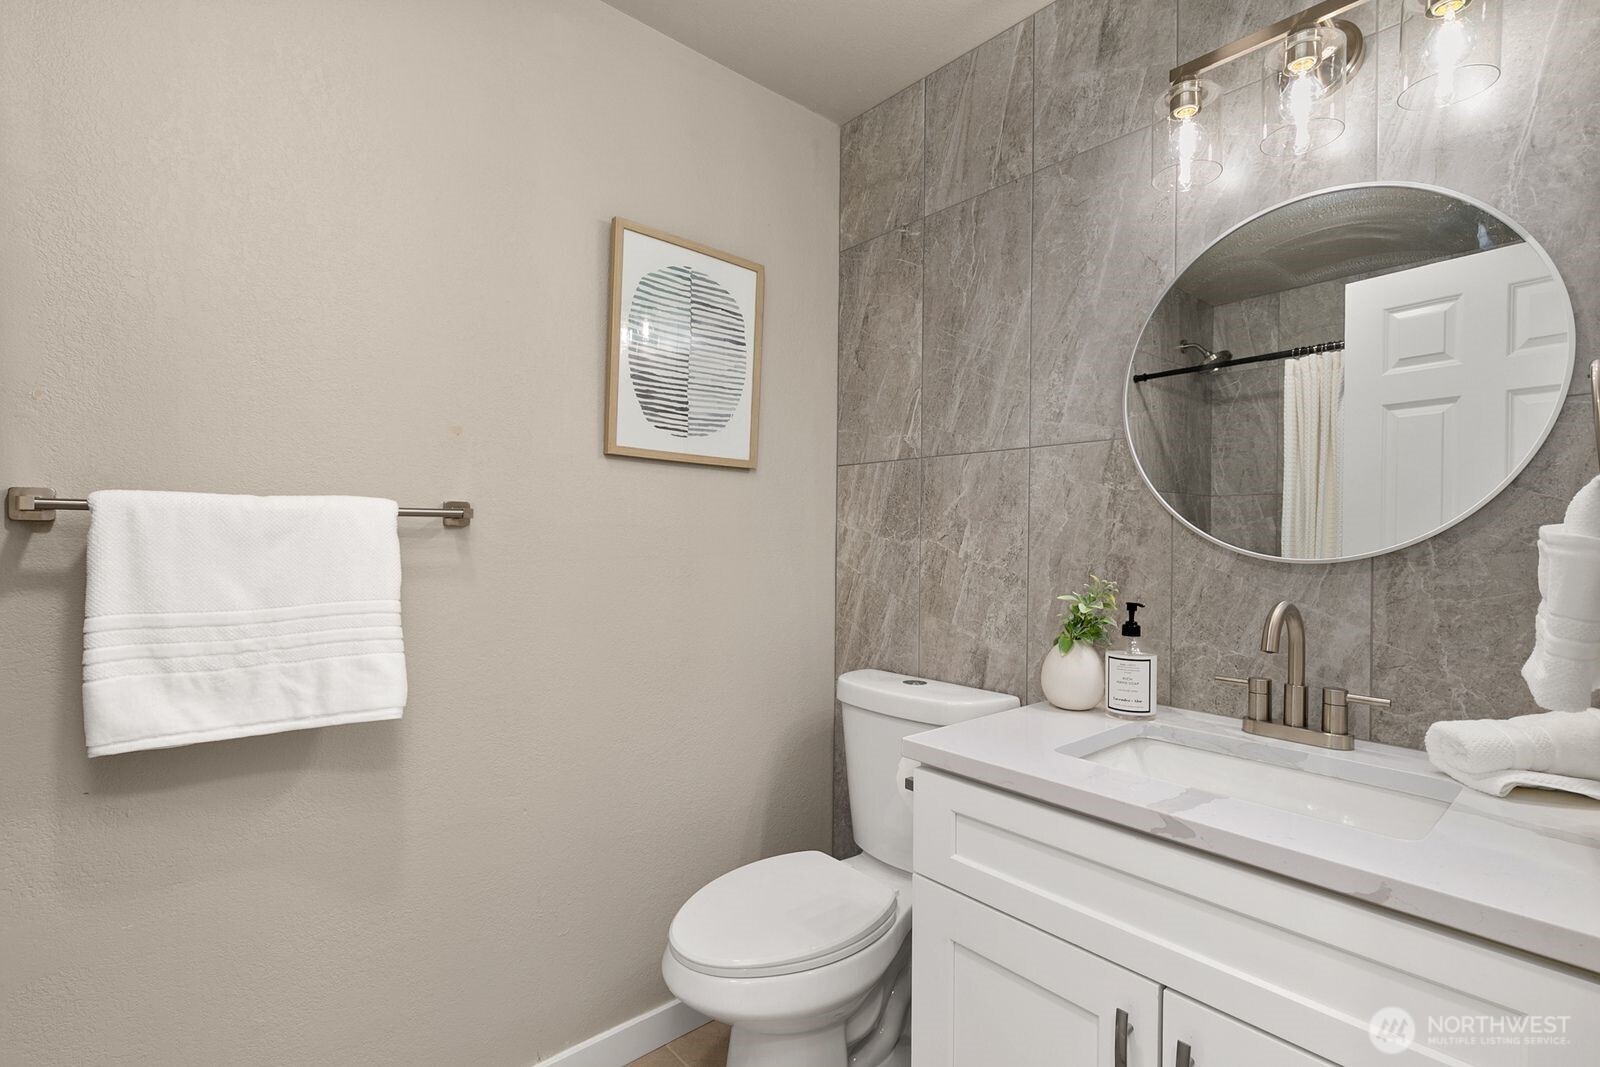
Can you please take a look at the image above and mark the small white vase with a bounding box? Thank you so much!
[1040,642,1105,711]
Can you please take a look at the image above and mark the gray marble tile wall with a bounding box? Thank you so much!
[833,0,1600,855]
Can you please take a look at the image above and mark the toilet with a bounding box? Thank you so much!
[661,670,1019,1067]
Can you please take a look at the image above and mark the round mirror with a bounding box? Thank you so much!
[1125,182,1575,563]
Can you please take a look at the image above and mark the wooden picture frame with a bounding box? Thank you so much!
[605,218,765,469]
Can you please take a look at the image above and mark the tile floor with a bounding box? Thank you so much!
[626,1021,730,1067]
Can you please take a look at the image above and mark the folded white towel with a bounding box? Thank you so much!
[83,491,407,756]
[1425,709,1600,798]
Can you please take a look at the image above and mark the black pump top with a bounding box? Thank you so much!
[1122,601,1144,638]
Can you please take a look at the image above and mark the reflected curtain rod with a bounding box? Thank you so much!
[1131,340,1345,383]
[5,488,474,528]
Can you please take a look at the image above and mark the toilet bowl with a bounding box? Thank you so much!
[663,852,911,1067]
[661,670,1019,1067]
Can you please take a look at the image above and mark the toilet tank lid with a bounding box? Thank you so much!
[836,669,1020,726]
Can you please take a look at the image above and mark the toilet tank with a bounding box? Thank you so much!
[837,670,1019,872]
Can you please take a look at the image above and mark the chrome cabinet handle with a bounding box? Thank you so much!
[1114,1008,1131,1067]
[1176,1039,1193,1067]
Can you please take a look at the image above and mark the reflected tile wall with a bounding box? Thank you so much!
[835,0,1600,852]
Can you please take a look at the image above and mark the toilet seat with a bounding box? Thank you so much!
[668,851,899,978]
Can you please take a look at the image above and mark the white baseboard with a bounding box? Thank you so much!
[535,998,710,1067]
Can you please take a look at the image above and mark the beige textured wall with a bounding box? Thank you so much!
[0,2,839,1063]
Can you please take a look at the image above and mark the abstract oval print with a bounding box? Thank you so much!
[625,265,748,438]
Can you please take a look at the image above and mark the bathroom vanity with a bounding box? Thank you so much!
[903,705,1600,1066]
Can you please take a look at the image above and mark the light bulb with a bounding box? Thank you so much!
[1283,73,1321,156]
[1428,13,1475,103]
[1175,117,1200,191]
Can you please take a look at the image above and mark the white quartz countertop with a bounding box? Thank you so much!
[902,702,1600,974]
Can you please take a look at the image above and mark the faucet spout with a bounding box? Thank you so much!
[1259,600,1305,686]
[1260,601,1308,726]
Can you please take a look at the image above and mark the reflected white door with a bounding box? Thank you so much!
[1342,243,1568,555]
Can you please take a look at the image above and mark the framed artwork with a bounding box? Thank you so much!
[606,218,764,469]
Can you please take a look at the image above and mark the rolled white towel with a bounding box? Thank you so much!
[1522,524,1600,710]
[1521,618,1600,712]
[1563,475,1600,534]
[1535,526,1600,622]
[1425,709,1600,800]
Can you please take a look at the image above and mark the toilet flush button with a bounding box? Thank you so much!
[903,679,928,685]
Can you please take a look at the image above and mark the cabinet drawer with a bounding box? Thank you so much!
[914,768,1600,1066]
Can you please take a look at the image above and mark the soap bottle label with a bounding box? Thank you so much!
[1105,655,1154,714]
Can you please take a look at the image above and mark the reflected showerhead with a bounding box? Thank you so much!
[1178,339,1233,371]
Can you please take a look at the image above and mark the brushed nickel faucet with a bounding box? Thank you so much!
[1215,600,1390,751]
[1260,600,1308,728]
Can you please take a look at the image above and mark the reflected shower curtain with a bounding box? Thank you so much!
[1281,350,1344,558]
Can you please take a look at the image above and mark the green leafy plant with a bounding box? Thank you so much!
[1053,575,1119,653]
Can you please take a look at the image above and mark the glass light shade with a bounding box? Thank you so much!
[1260,23,1350,158]
[1397,0,1502,110]
[1152,78,1223,193]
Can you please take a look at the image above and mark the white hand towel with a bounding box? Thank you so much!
[83,491,407,757]
[1425,709,1600,798]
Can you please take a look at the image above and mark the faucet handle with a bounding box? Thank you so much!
[1215,675,1272,721]
[1321,687,1391,737]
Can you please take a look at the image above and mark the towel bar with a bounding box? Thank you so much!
[5,487,473,528]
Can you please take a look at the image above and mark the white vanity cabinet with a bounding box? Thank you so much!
[1162,991,1334,1066]
[910,767,1600,1066]
[913,877,1159,1066]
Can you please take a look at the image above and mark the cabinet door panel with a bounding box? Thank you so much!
[914,876,1159,1067]
[1163,991,1334,1066]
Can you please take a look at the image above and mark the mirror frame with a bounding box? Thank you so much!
[1123,181,1577,565]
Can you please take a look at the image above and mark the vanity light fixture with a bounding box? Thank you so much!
[1397,0,1502,110]
[1151,77,1223,192]
[1153,0,1369,190]
[1260,19,1362,158]
[1154,0,1504,191]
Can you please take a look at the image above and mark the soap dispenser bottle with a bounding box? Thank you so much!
[1105,602,1156,719]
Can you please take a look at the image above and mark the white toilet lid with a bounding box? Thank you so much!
[668,851,899,978]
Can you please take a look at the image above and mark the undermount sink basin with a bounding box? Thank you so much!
[1063,722,1460,840]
